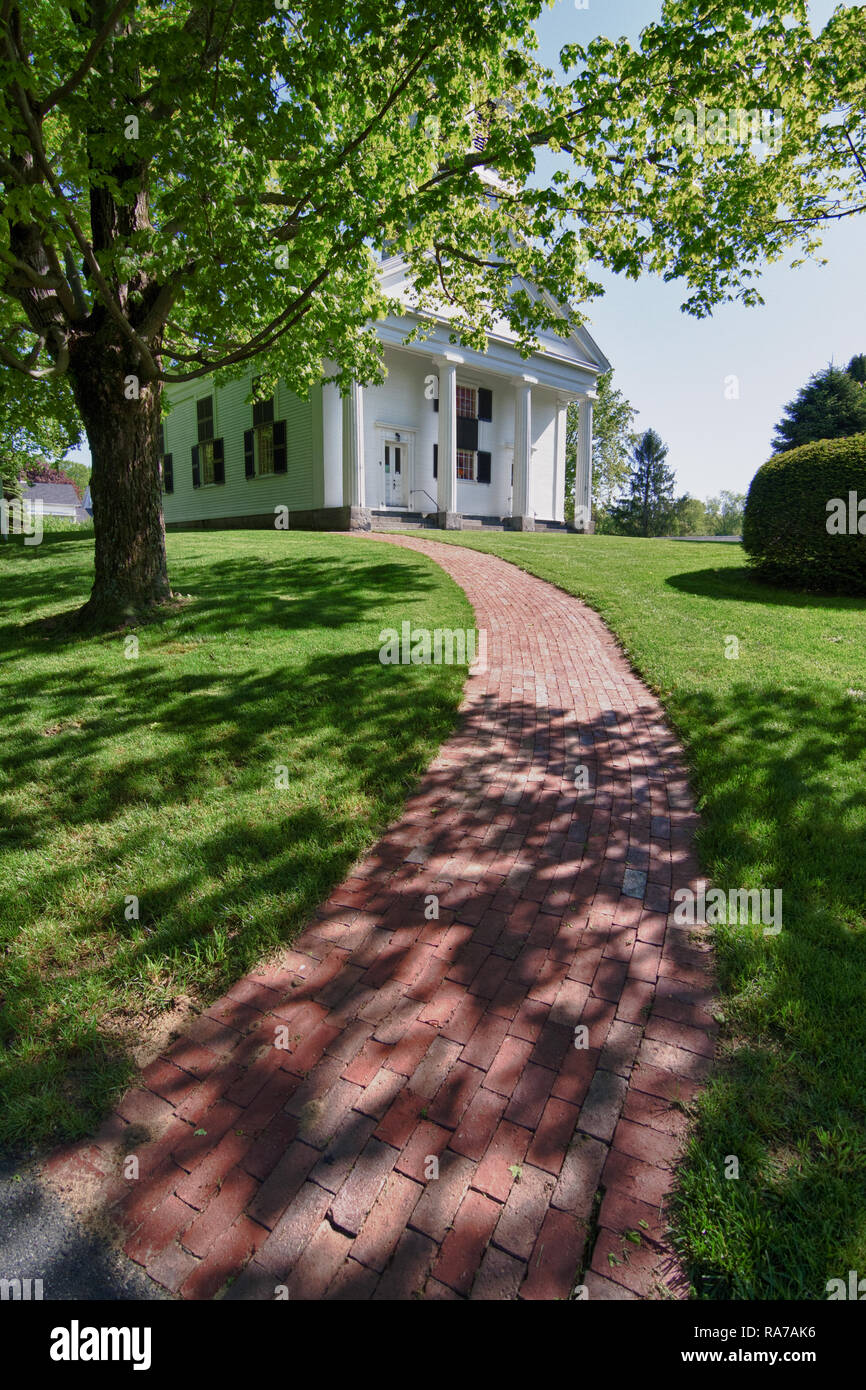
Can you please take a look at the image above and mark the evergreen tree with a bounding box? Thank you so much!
[610,429,676,537]
[772,363,866,452]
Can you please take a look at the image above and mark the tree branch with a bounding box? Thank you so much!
[39,0,134,115]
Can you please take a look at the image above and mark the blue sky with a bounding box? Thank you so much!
[534,0,864,501]
[66,1,864,504]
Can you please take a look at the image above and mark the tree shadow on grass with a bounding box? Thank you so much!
[15,675,866,1299]
[666,565,866,614]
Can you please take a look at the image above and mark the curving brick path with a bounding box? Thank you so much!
[46,534,717,1301]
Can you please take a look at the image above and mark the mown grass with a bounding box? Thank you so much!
[423,529,866,1301]
[0,529,472,1151]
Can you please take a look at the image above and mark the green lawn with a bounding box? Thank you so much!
[421,529,866,1300]
[0,530,472,1150]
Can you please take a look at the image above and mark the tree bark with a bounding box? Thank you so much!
[68,331,170,626]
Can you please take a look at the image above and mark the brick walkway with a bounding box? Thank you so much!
[46,534,717,1300]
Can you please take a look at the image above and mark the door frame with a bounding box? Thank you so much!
[375,424,415,508]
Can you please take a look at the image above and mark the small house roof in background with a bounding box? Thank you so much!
[22,482,80,505]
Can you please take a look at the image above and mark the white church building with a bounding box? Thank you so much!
[160,245,608,534]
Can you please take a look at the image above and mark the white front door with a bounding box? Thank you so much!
[383,437,408,507]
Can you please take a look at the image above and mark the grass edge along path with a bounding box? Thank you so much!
[412,529,866,1301]
[0,530,473,1153]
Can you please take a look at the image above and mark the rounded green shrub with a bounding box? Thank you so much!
[742,433,866,593]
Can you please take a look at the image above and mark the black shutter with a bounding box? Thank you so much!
[212,437,225,484]
[163,453,174,494]
[273,419,287,473]
[456,416,478,451]
[433,443,438,479]
[477,451,492,484]
[244,429,255,478]
[478,388,493,422]
[191,444,200,488]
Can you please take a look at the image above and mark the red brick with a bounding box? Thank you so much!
[590,1224,682,1299]
[470,1245,526,1301]
[612,1116,682,1167]
[372,1229,437,1299]
[635,1037,713,1082]
[439,993,487,1045]
[180,1167,260,1260]
[124,1193,194,1265]
[146,1242,200,1294]
[409,1149,475,1242]
[550,1044,599,1106]
[374,1088,426,1149]
[427,1061,484,1130]
[526,1097,579,1175]
[484,1035,533,1098]
[324,1257,380,1300]
[174,1127,252,1210]
[520,1206,586,1300]
[493,1164,556,1260]
[507,996,549,1043]
[601,1147,673,1207]
[449,1087,508,1162]
[407,1035,462,1100]
[472,1120,530,1202]
[255,1180,332,1275]
[139,1059,199,1107]
[505,1061,556,1129]
[116,1087,175,1129]
[171,1100,242,1170]
[382,1020,437,1076]
[352,1171,422,1271]
[598,1185,668,1244]
[284,1220,354,1300]
[460,1013,509,1069]
[394,1119,451,1183]
[329,1136,397,1236]
[246,1140,319,1228]
[417,979,464,1028]
[240,1111,298,1181]
[433,1189,501,1295]
[552,1134,607,1216]
[621,1085,692,1139]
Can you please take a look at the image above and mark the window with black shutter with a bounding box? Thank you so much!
[163,453,174,493]
[246,385,286,477]
[195,394,224,484]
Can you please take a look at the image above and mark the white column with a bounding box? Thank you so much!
[342,380,365,508]
[553,396,569,523]
[322,380,343,508]
[513,378,533,518]
[575,393,594,530]
[436,359,458,515]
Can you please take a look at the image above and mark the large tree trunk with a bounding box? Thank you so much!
[69,332,170,627]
